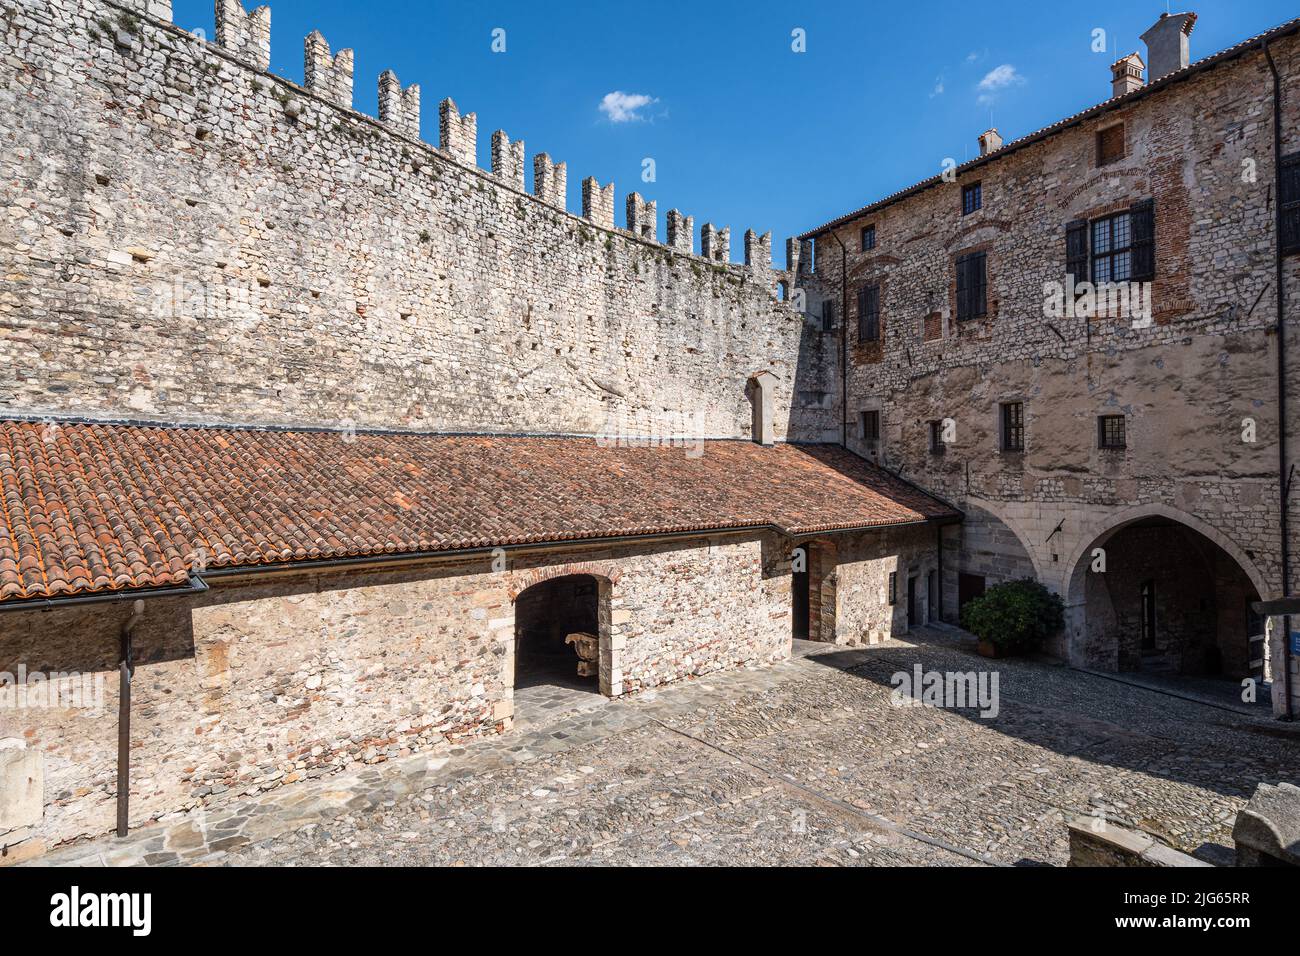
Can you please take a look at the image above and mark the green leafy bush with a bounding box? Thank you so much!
[960,579,1064,653]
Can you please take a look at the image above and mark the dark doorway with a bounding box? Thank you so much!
[906,576,918,631]
[1140,579,1157,651]
[792,558,810,641]
[958,573,986,616]
[514,575,602,691]
[927,570,939,622]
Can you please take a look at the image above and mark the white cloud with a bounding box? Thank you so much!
[930,75,945,98]
[598,91,658,123]
[976,64,1025,104]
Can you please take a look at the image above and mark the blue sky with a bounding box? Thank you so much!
[173,1,1295,264]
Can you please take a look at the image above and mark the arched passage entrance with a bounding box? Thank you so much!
[1065,510,1269,684]
[513,574,610,694]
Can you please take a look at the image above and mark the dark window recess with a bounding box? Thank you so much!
[955,251,987,321]
[1130,199,1155,281]
[1097,124,1125,166]
[887,571,897,605]
[1282,153,1300,255]
[861,224,876,251]
[821,299,835,332]
[861,409,881,443]
[1065,219,1088,286]
[1001,401,1024,452]
[857,283,881,342]
[1098,415,1126,449]
[928,420,946,455]
[962,182,982,216]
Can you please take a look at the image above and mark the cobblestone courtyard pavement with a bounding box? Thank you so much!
[37,628,1300,867]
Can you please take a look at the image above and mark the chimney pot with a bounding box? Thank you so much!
[978,128,1003,156]
[1110,52,1146,97]
[1141,11,1197,81]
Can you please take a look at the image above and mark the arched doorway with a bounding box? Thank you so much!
[1066,514,1268,686]
[513,574,608,693]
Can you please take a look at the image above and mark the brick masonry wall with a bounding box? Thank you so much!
[806,34,1300,684]
[0,0,838,442]
[0,532,792,850]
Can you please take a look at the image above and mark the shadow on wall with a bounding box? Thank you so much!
[779,308,841,444]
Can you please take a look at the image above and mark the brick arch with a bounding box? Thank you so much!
[507,561,622,601]
[1062,502,1273,608]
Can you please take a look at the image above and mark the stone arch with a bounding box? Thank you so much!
[509,566,622,697]
[1062,503,1271,673]
[1063,503,1271,608]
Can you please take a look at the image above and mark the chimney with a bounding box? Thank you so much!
[1141,12,1197,81]
[1110,52,1146,97]
[978,128,1003,156]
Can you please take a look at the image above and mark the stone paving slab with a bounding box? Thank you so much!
[29,628,1300,867]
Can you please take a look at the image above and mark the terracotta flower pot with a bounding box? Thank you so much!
[977,639,1003,659]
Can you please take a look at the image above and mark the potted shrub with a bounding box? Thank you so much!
[960,579,1064,658]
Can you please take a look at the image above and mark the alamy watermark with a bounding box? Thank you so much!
[890,664,1000,718]
[1043,277,1152,328]
[595,408,707,459]
[1,665,105,711]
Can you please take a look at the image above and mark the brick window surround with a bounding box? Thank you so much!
[962,182,982,216]
[1097,123,1125,166]
[861,224,876,251]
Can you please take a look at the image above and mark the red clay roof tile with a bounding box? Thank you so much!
[0,421,957,604]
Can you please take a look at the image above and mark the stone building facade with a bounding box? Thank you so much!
[798,12,1300,713]
[0,0,1296,861]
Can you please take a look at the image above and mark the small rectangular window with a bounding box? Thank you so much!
[887,571,897,606]
[1001,402,1024,452]
[821,299,835,332]
[1282,153,1300,255]
[1098,415,1126,449]
[861,224,876,251]
[928,420,946,455]
[1097,124,1125,166]
[962,182,982,216]
[860,409,880,443]
[956,251,987,321]
[857,283,880,342]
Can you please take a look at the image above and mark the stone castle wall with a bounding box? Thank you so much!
[802,33,1300,679]
[0,532,792,850]
[0,0,838,441]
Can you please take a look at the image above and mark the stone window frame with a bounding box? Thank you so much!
[928,419,947,456]
[954,250,988,321]
[860,223,876,251]
[961,181,982,216]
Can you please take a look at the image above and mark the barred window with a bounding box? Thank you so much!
[928,420,946,455]
[861,224,876,251]
[962,182,982,216]
[956,251,987,321]
[1001,402,1024,452]
[821,299,835,332]
[888,571,897,605]
[1098,415,1126,449]
[860,409,880,442]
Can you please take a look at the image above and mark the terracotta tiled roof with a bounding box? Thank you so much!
[0,420,957,604]
[798,15,1300,240]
